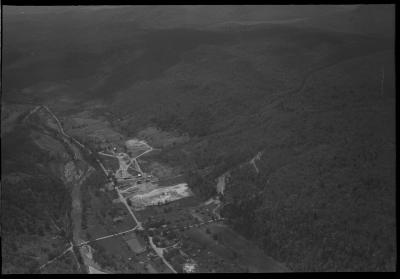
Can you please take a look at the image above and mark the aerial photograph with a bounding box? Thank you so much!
[1,4,396,274]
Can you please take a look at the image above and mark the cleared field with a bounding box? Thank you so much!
[121,182,159,199]
[128,183,192,209]
[125,138,151,157]
[121,232,147,254]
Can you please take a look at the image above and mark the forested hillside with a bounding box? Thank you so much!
[1,107,79,273]
[107,25,394,271]
[2,5,395,272]
[218,50,396,271]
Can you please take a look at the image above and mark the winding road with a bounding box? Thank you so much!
[149,237,177,273]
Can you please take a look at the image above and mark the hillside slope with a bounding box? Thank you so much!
[103,25,395,272]
[1,104,91,273]
[2,5,395,272]
[219,50,396,271]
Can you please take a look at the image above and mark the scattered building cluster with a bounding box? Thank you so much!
[94,140,229,273]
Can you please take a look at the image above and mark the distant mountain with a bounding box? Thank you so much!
[296,4,395,38]
[3,5,356,29]
[110,5,356,29]
[2,5,393,99]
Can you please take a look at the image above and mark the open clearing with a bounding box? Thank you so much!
[129,183,193,209]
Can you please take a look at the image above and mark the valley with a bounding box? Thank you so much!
[2,4,395,273]
[3,103,287,273]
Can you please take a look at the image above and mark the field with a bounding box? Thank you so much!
[125,139,151,157]
[128,183,193,209]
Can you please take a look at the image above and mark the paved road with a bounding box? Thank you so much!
[148,237,177,273]
[99,146,183,273]
[77,226,139,247]
[97,147,155,230]
[97,140,181,273]
[116,188,144,230]
[23,105,41,121]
